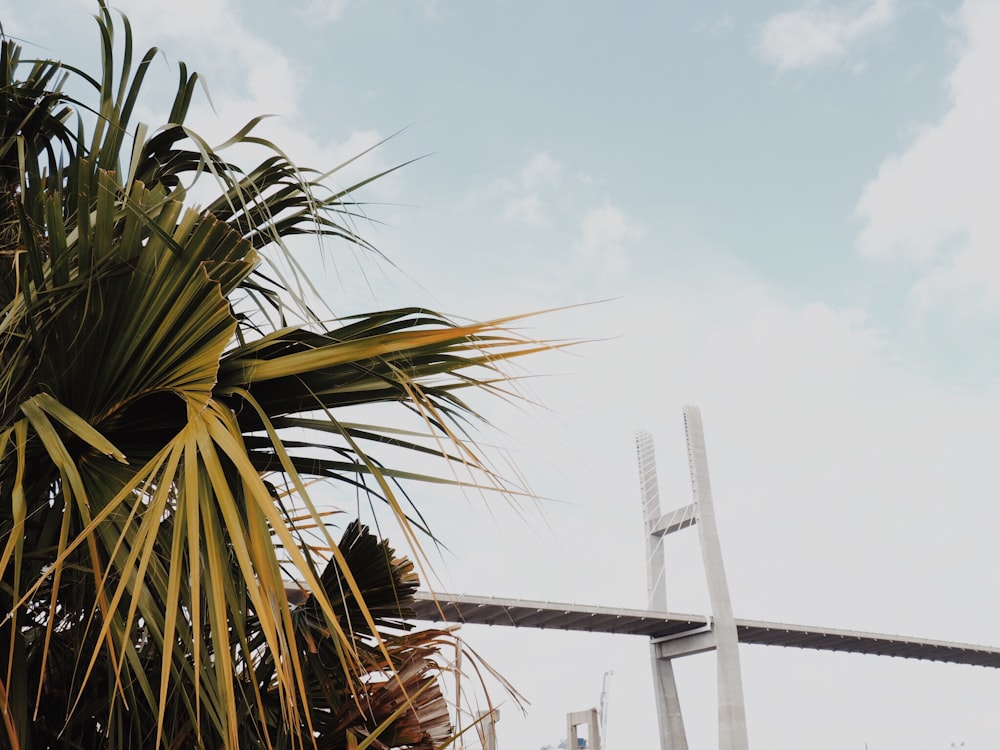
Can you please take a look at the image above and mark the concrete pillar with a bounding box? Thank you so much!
[636,431,690,750]
[683,406,750,750]
[650,646,689,749]
[567,709,600,750]
[476,709,498,750]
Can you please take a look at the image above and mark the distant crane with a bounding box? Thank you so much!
[598,670,613,750]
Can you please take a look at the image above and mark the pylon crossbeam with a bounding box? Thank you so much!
[655,628,719,659]
[651,502,699,536]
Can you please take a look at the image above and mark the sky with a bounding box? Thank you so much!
[7,0,1000,747]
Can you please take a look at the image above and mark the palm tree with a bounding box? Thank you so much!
[0,5,542,748]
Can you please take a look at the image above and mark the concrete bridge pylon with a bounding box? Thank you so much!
[638,405,749,750]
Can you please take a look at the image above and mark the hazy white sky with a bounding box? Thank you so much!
[10,0,1000,747]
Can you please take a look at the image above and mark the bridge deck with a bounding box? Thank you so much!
[411,592,1000,669]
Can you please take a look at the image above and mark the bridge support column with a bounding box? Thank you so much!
[476,710,498,750]
[684,406,750,750]
[567,709,600,750]
[650,647,689,750]
[637,407,750,750]
[637,430,690,750]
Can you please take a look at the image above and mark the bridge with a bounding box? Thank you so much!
[409,406,1000,749]
[409,592,1000,668]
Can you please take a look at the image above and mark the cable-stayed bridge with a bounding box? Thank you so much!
[410,592,1000,669]
[410,406,1000,750]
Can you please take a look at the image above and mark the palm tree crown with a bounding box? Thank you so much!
[0,5,541,748]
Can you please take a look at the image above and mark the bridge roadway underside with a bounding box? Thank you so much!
[409,592,1000,669]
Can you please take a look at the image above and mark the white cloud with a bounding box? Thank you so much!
[0,1,27,34]
[80,0,395,192]
[856,0,1000,309]
[575,202,637,276]
[502,193,547,227]
[297,0,351,24]
[501,152,563,227]
[69,0,307,132]
[757,0,895,71]
[487,156,638,278]
[521,152,562,191]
